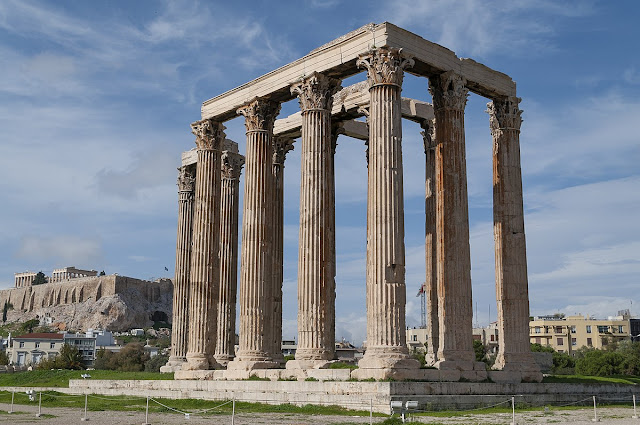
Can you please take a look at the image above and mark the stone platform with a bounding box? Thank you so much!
[174,367,541,384]
[65,379,637,414]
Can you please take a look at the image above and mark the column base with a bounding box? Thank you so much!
[353,346,420,380]
[493,352,542,382]
[183,354,218,371]
[213,354,234,367]
[160,355,186,373]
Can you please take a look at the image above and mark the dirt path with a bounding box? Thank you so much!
[1,402,639,425]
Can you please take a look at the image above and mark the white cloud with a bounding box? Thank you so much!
[381,0,594,58]
[15,235,103,267]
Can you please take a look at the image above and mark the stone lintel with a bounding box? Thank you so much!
[201,22,515,122]
[182,139,238,167]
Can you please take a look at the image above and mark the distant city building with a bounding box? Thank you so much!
[7,332,65,366]
[8,330,114,367]
[529,313,631,353]
[406,327,428,352]
[473,322,500,355]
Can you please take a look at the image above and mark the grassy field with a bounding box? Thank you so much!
[0,390,380,417]
[542,374,640,385]
[0,369,172,388]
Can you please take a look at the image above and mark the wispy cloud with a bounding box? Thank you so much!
[15,235,103,268]
[381,0,595,58]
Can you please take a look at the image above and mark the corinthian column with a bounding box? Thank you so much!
[214,147,245,366]
[421,119,439,366]
[287,72,341,369]
[271,136,294,366]
[488,97,541,381]
[162,165,196,373]
[184,119,224,371]
[429,72,483,374]
[353,47,419,377]
[228,97,281,371]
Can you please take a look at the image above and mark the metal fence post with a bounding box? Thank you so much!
[511,396,516,425]
[592,395,599,422]
[142,396,150,425]
[81,393,89,421]
[8,390,15,414]
[633,394,638,419]
[36,392,42,417]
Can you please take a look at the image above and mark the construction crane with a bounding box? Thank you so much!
[416,282,427,329]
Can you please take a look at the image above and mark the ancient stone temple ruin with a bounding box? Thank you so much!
[163,22,541,383]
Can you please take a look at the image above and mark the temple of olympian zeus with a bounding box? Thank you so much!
[162,22,542,383]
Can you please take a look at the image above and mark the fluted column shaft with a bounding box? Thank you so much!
[214,151,244,365]
[290,73,340,364]
[421,120,439,365]
[271,137,294,365]
[488,97,538,372]
[185,119,224,371]
[429,71,475,366]
[166,166,195,367]
[230,98,280,369]
[356,47,418,370]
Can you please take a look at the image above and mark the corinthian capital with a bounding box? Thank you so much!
[428,71,469,111]
[356,47,414,88]
[221,151,245,179]
[191,119,225,151]
[237,98,281,132]
[420,118,436,154]
[177,166,196,192]
[291,72,341,112]
[272,137,294,166]
[486,96,523,134]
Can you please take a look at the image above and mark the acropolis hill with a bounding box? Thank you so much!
[0,274,172,331]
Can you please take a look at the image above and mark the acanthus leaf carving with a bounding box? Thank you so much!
[420,118,436,154]
[272,137,295,166]
[237,97,281,132]
[486,96,523,135]
[221,151,245,179]
[291,72,341,112]
[356,47,414,88]
[177,165,196,193]
[191,118,225,151]
[428,71,469,111]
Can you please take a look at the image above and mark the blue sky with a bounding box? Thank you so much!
[1,0,639,345]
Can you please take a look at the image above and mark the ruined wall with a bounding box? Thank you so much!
[0,275,173,332]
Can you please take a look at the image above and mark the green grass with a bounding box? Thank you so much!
[0,390,385,417]
[328,362,358,370]
[542,374,640,385]
[0,369,173,388]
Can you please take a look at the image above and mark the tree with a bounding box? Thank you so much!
[36,344,84,370]
[94,343,150,371]
[32,271,47,285]
[0,350,9,365]
[575,350,624,376]
[99,270,106,276]
[20,318,40,334]
[473,340,485,362]
[2,301,13,322]
[144,354,169,372]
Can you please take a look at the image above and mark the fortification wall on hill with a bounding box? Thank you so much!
[0,275,173,332]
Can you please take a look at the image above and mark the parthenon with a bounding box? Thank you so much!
[164,22,542,383]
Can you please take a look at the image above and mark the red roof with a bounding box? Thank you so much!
[13,333,64,340]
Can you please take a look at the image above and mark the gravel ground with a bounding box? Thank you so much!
[1,402,639,425]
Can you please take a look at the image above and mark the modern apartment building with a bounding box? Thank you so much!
[529,314,630,354]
